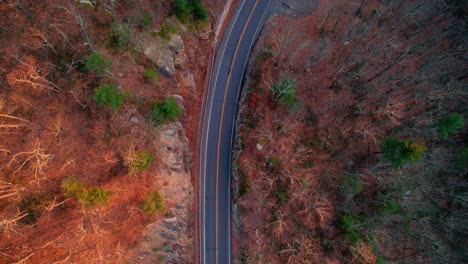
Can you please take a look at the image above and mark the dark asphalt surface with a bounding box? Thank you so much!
[200,0,272,263]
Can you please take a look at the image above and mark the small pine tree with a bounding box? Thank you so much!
[140,191,165,213]
[339,175,363,196]
[126,147,153,175]
[174,0,208,22]
[110,22,133,50]
[174,0,192,18]
[61,175,85,198]
[269,79,296,107]
[61,176,110,206]
[192,0,208,21]
[437,113,464,139]
[84,53,112,75]
[150,97,181,125]
[382,138,427,167]
[144,68,158,82]
[94,84,124,110]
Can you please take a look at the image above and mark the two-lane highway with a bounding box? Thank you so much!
[199,1,272,263]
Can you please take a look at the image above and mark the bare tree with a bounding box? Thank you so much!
[60,1,95,52]
[7,55,60,93]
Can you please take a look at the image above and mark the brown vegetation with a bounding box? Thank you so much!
[235,0,467,263]
[0,0,214,262]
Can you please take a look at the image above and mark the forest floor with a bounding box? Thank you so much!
[233,0,467,263]
[0,0,223,263]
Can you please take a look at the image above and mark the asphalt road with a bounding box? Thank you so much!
[199,1,272,263]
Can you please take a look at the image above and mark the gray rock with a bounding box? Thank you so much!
[169,94,184,110]
[174,51,187,68]
[164,217,178,229]
[161,231,177,240]
[168,34,184,52]
[143,37,176,77]
[164,217,178,223]
[130,117,139,123]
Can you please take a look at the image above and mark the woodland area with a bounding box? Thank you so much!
[0,0,216,263]
[235,0,467,263]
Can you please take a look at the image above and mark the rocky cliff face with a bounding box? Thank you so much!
[131,122,193,263]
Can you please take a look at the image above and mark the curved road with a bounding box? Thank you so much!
[199,1,272,263]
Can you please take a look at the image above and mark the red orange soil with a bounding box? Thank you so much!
[0,0,218,263]
[233,0,466,263]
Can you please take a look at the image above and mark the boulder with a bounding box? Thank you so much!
[168,34,184,51]
[144,42,175,77]
[142,33,186,77]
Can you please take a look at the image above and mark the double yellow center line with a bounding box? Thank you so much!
[214,0,261,263]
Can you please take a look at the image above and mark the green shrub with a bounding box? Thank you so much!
[157,24,178,41]
[140,191,165,213]
[339,215,362,244]
[382,138,427,167]
[78,187,110,206]
[257,48,274,62]
[376,256,386,264]
[379,195,400,213]
[84,53,112,75]
[61,176,110,206]
[141,13,153,28]
[18,193,49,225]
[437,113,464,139]
[110,22,133,50]
[340,215,357,229]
[269,79,297,108]
[61,175,85,198]
[164,212,173,218]
[150,97,181,125]
[455,148,468,168]
[126,149,153,175]
[174,0,191,18]
[144,68,159,82]
[174,0,208,22]
[266,156,279,167]
[275,191,288,202]
[192,0,208,21]
[339,175,363,196]
[94,84,124,110]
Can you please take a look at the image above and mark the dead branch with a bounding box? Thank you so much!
[13,252,34,264]
[374,100,404,125]
[0,180,25,200]
[60,1,95,52]
[43,197,68,219]
[0,211,28,234]
[7,140,53,183]
[0,113,35,134]
[98,0,118,21]
[11,56,60,92]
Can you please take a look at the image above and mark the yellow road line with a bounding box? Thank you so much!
[215,0,260,263]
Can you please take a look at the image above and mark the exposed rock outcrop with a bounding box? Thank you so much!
[143,33,187,77]
[131,122,193,263]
